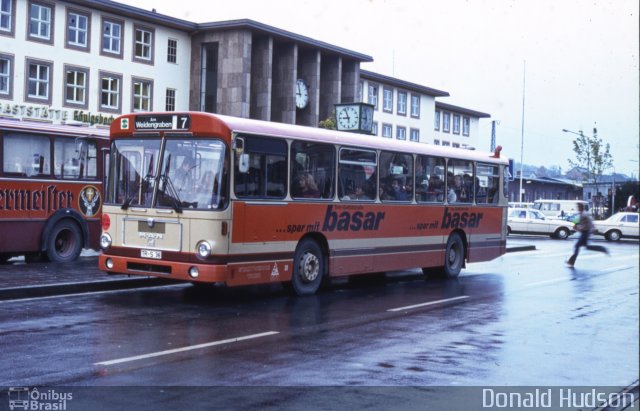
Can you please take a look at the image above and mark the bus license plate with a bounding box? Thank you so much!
[141,249,162,259]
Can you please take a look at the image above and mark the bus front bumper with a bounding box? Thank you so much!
[98,254,228,283]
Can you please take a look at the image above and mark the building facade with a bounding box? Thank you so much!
[0,0,491,146]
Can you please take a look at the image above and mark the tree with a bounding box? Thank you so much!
[567,127,613,216]
[318,111,336,130]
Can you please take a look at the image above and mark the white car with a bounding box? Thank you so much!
[593,212,640,241]
[507,208,575,239]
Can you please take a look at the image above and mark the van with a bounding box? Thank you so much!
[532,199,589,217]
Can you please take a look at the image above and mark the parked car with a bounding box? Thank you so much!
[507,208,575,239]
[592,212,640,241]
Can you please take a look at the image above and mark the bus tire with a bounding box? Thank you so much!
[424,233,464,279]
[45,220,83,263]
[290,238,325,296]
[442,233,464,278]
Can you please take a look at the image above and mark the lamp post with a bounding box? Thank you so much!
[611,165,615,216]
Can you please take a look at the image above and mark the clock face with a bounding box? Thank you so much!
[295,79,309,109]
[337,105,360,130]
[361,106,373,131]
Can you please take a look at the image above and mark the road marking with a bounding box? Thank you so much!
[525,278,567,287]
[95,331,280,366]
[387,295,469,312]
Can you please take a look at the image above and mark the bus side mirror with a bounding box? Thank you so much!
[238,154,250,173]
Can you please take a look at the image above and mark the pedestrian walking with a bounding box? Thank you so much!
[566,202,609,267]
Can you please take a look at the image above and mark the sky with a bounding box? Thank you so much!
[123,0,639,177]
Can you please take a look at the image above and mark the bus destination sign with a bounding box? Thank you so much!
[134,114,191,131]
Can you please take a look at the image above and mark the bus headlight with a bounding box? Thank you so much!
[189,266,199,279]
[196,241,212,258]
[100,233,112,250]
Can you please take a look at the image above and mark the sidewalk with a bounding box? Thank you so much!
[0,244,535,301]
[0,251,173,300]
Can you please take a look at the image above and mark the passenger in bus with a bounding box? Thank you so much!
[447,173,457,203]
[292,172,321,198]
[342,185,371,201]
[389,179,409,201]
[453,174,468,202]
[379,185,391,201]
[426,175,444,202]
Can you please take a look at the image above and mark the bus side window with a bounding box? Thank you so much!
[234,135,287,199]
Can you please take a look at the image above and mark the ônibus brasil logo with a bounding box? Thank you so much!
[8,387,73,410]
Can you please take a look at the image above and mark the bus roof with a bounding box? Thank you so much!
[0,118,109,139]
[113,112,509,165]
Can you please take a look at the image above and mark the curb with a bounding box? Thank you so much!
[506,245,536,252]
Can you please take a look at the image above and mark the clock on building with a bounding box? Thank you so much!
[295,78,309,109]
[335,103,375,133]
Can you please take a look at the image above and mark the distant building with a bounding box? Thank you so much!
[0,0,491,145]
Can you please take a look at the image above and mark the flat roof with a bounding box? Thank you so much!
[66,1,373,62]
[435,102,491,118]
[360,70,450,97]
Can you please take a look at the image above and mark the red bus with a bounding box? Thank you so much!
[99,112,509,295]
[0,118,109,263]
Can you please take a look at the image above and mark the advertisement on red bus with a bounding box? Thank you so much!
[0,119,109,263]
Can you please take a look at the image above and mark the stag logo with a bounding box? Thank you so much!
[79,185,101,217]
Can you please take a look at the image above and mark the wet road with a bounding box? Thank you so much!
[0,237,638,408]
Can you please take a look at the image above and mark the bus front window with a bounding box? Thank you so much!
[157,139,227,210]
[107,139,161,208]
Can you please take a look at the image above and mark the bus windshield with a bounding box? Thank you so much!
[107,138,227,210]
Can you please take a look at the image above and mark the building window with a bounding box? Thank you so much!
[434,109,440,130]
[410,128,420,142]
[1,0,15,36]
[64,65,89,108]
[28,1,54,44]
[442,141,451,147]
[165,88,176,111]
[372,122,378,136]
[367,83,378,109]
[382,88,393,113]
[0,53,13,98]
[357,80,363,102]
[99,71,122,113]
[396,126,406,140]
[25,58,52,104]
[452,143,460,148]
[133,25,154,64]
[410,94,420,118]
[382,123,392,138]
[434,139,440,146]
[66,9,90,51]
[132,77,153,112]
[463,116,470,136]
[167,38,177,63]
[101,17,123,58]
[453,114,460,135]
[397,91,407,116]
[443,112,451,133]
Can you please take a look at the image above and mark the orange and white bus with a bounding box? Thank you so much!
[0,118,109,263]
[99,112,509,295]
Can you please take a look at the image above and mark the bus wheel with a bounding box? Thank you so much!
[46,220,83,263]
[425,233,464,279]
[290,238,325,296]
[442,233,464,278]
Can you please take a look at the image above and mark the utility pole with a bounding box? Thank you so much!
[490,120,499,151]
